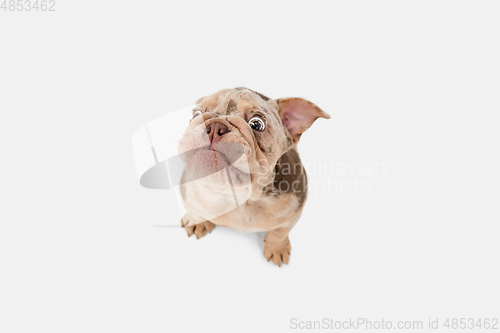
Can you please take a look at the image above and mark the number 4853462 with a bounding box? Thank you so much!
[1,0,56,11]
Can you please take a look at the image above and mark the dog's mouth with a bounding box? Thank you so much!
[192,148,235,172]
[182,142,250,184]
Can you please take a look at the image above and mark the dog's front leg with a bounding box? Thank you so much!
[181,212,215,239]
[263,225,294,267]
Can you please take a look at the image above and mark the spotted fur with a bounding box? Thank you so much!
[179,87,330,266]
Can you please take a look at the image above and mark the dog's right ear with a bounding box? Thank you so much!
[275,97,330,144]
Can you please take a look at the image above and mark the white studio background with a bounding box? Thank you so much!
[1,1,499,332]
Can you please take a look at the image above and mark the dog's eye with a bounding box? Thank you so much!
[248,117,265,131]
[192,110,202,120]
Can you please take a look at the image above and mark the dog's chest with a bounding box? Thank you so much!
[181,172,301,232]
[211,194,300,232]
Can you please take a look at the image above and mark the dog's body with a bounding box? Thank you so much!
[178,87,329,266]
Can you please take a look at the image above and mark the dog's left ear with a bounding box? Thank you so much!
[275,97,330,144]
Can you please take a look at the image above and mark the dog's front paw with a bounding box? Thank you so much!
[183,220,215,239]
[263,238,291,267]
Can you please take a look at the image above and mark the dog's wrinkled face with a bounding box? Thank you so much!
[178,88,289,193]
[178,87,330,196]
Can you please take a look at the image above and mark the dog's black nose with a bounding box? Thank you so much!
[206,122,229,142]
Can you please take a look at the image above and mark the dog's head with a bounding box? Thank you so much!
[178,87,330,196]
